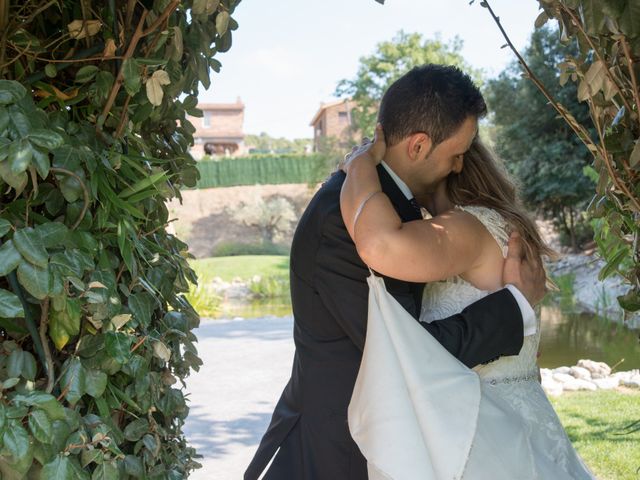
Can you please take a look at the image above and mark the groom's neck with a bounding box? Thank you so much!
[383,152,419,195]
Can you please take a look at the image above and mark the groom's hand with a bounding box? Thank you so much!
[503,232,546,306]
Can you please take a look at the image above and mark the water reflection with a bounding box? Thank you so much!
[538,304,640,369]
[209,296,640,370]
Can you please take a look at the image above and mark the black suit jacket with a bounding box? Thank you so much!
[245,166,524,480]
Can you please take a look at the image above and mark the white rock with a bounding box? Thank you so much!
[577,359,611,379]
[570,366,592,380]
[540,368,553,378]
[541,377,563,396]
[592,377,620,390]
[552,373,575,384]
[623,375,640,389]
[562,378,597,391]
[553,366,571,375]
[612,371,636,383]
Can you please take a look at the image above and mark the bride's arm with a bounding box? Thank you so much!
[340,131,497,284]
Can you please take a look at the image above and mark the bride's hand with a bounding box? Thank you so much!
[339,124,386,172]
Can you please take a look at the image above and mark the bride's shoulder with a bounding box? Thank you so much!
[452,205,510,255]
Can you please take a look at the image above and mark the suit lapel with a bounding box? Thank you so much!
[377,164,422,222]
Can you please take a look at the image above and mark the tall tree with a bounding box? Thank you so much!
[335,31,482,138]
[486,26,595,252]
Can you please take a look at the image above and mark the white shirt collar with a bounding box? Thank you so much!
[380,161,413,200]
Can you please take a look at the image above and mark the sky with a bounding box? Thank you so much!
[198,0,543,139]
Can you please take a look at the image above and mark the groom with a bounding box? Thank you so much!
[245,65,545,480]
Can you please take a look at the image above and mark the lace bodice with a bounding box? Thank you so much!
[419,205,541,382]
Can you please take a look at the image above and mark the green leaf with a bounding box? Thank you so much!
[105,332,132,364]
[60,357,86,404]
[0,80,27,105]
[91,460,119,480]
[57,168,85,203]
[2,377,20,389]
[29,129,64,150]
[142,433,159,457]
[30,144,51,178]
[128,292,154,326]
[598,247,629,281]
[12,392,66,421]
[8,138,32,175]
[618,290,640,312]
[0,107,10,133]
[0,158,28,191]
[123,455,144,477]
[0,318,29,334]
[75,65,99,84]
[123,418,149,442]
[0,218,11,237]
[81,448,102,468]
[0,240,22,276]
[192,0,207,14]
[7,349,25,378]
[0,288,24,318]
[14,227,49,267]
[17,261,50,299]
[118,171,168,198]
[1,423,31,462]
[7,350,37,380]
[122,59,141,96]
[84,369,107,398]
[29,409,54,444]
[45,64,57,78]
[10,110,31,137]
[35,222,69,247]
[23,351,37,380]
[40,454,77,480]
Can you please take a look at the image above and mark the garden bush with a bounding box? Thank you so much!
[0,0,240,477]
[195,154,332,188]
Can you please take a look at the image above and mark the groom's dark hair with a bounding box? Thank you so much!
[378,64,486,147]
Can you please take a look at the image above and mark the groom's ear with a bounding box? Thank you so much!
[407,133,433,162]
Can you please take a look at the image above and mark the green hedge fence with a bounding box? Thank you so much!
[195,154,332,188]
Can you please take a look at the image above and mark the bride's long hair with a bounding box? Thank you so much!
[446,138,554,263]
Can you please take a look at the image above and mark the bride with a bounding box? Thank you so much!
[339,126,595,479]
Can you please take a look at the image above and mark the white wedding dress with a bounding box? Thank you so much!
[348,206,595,480]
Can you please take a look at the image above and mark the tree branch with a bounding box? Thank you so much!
[39,298,55,393]
[480,0,597,154]
[99,9,148,128]
[620,37,640,134]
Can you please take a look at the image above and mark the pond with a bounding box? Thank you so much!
[209,296,640,370]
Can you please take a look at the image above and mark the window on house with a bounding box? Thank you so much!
[338,111,348,121]
[203,111,212,128]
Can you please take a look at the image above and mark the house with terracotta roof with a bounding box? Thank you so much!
[309,99,358,151]
[188,99,246,159]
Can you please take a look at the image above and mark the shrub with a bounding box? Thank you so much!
[248,274,290,298]
[229,194,297,244]
[0,0,240,477]
[210,242,289,257]
[195,154,332,188]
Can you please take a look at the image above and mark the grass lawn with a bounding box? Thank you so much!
[551,390,640,479]
[189,255,289,283]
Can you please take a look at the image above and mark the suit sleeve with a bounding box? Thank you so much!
[314,209,524,367]
[418,289,524,368]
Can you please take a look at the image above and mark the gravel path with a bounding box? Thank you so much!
[184,316,295,479]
